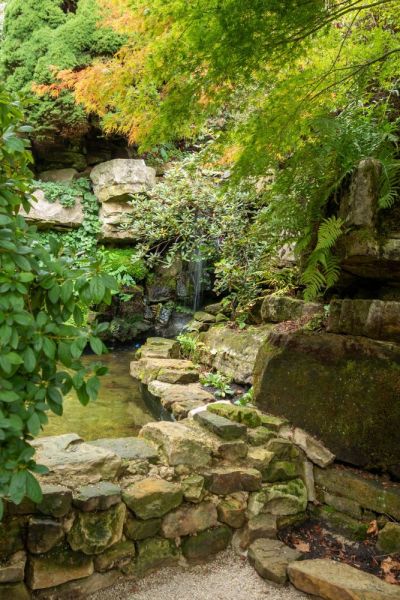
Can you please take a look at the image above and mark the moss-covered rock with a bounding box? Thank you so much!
[377,522,400,554]
[207,403,262,428]
[217,493,247,529]
[26,542,93,590]
[93,540,135,572]
[248,479,308,517]
[314,466,400,520]
[247,427,276,446]
[161,502,218,538]
[310,505,369,541]
[124,513,161,540]
[135,538,180,575]
[194,410,247,440]
[262,460,298,483]
[0,582,30,600]
[181,525,232,560]
[67,503,126,555]
[122,479,183,519]
[254,331,400,474]
[181,475,205,504]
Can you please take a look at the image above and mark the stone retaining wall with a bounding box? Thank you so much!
[2,336,400,599]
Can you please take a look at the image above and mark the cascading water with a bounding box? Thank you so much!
[190,249,204,311]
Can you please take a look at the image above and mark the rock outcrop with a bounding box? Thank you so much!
[254,330,400,475]
[19,190,84,229]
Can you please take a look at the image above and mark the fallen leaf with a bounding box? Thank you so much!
[293,540,310,553]
[367,520,379,536]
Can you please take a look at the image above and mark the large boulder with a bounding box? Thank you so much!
[199,325,273,384]
[19,190,84,229]
[90,159,156,203]
[254,331,400,475]
[261,295,323,324]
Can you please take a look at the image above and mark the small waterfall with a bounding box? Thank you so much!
[190,250,204,311]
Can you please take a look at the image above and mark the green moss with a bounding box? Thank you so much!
[207,403,262,428]
[311,505,369,541]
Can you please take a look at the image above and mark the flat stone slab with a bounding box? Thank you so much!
[137,338,180,359]
[248,539,302,584]
[194,411,247,440]
[204,467,262,495]
[89,437,159,463]
[148,380,213,410]
[38,484,72,518]
[122,479,183,519]
[288,558,400,599]
[32,434,121,486]
[131,358,199,385]
[161,501,218,538]
[139,422,211,467]
[72,482,121,512]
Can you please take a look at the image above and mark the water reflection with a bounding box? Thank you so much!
[41,350,154,440]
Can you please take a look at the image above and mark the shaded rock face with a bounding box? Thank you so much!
[98,201,137,242]
[338,158,400,282]
[261,295,323,324]
[199,324,273,384]
[19,190,84,229]
[254,331,400,475]
[328,298,400,343]
[90,159,156,203]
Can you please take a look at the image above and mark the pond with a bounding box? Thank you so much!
[41,349,155,440]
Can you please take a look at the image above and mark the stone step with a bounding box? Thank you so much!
[248,538,302,584]
[194,410,247,440]
[89,437,159,464]
[288,558,400,599]
[130,357,199,385]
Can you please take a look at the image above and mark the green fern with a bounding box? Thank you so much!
[301,216,344,301]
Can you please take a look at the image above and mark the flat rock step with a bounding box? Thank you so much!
[147,381,214,419]
[89,437,159,463]
[194,410,247,440]
[248,538,302,584]
[288,558,400,599]
[130,357,199,385]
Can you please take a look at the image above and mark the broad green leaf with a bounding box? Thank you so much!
[26,472,42,504]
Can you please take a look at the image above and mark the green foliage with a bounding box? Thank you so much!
[0,0,124,141]
[235,387,253,407]
[38,178,101,254]
[98,248,148,288]
[0,88,116,516]
[177,332,201,360]
[36,176,91,208]
[71,0,400,302]
[200,371,234,398]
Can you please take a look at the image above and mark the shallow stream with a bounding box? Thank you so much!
[41,349,154,440]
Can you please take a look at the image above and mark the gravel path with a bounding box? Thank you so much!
[90,551,311,600]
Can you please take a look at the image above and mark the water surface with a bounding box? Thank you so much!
[41,350,154,440]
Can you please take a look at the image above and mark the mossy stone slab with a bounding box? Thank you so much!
[182,525,232,561]
[124,513,161,540]
[122,479,183,519]
[194,411,247,440]
[68,503,126,555]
